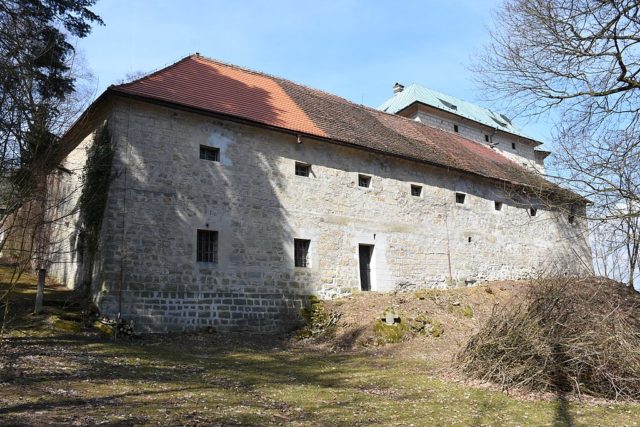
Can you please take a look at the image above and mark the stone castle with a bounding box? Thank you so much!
[48,54,591,332]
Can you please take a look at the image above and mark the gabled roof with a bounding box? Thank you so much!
[106,54,556,192]
[378,83,537,143]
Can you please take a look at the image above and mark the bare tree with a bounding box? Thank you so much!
[0,0,102,330]
[476,0,640,291]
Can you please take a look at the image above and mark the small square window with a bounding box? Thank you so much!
[512,142,516,150]
[454,124,459,133]
[455,192,466,204]
[295,162,310,177]
[358,174,371,188]
[197,229,218,263]
[485,134,490,142]
[494,201,503,211]
[411,184,422,197]
[529,208,537,217]
[294,239,310,268]
[200,145,220,162]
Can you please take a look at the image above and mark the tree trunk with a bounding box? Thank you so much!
[34,268,45,314]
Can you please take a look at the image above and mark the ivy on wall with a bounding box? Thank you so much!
[78,124,114,265]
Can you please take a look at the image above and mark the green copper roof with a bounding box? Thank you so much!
[378,83,537,142]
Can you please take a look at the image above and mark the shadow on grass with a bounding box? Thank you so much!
[552,343,575,427]
[1,331,388,425]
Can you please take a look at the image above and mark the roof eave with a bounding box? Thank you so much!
[55,90,113,161]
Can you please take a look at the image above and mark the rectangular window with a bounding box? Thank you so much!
[294,239,310,267]
[529,208,537,217]
[295,162,310,177]
[494,201,503,211]
[512,142,516,150]
[456,192,466,204]
[358,174,371,188]
[484,134,489,142]
[411,184,422,197]
[200,145,220,161]
[454,124,459,133]
[568,206,576,224]
[197,230,218,263]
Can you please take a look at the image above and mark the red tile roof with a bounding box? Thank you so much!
[110,54,556,191]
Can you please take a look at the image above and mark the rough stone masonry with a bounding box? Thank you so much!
[47,97,591,333]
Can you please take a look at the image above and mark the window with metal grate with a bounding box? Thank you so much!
[197,230,218,263]
[200,145,220,161]
[294,239,310,267]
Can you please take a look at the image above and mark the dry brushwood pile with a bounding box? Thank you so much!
[458,277,640,400]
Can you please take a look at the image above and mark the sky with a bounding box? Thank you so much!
[75,0,551,143]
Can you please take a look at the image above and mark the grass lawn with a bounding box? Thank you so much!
[1,268,639,426]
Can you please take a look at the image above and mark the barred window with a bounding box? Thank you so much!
[411,184,422,197]
[456,192,466,204]
[494,201,503,211]
[200,145,220,161]
[529,208,537,217]
[295,162,310,177]
[358,174,371,188]
[294,239,310,268]
[197,230,218,263]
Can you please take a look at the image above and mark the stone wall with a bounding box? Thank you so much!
[54,98,591,333]
[48,129,99,289]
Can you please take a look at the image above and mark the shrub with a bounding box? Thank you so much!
[373,319,411,344]
[458,277,640,400]
[296,296,339,339]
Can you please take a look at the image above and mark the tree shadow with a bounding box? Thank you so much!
[1,331,393,426]
[551,342,574,427]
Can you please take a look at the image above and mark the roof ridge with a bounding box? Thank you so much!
[111,54,198,89]
[192,53,409,119]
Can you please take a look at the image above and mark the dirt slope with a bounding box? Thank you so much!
[295,280,531,365]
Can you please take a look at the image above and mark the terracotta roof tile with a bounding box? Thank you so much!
[113,55,326,137]
[111,55,555,191]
